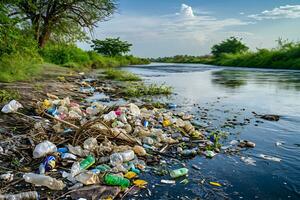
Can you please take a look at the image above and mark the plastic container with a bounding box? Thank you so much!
[110,153,123,166]
[33,141,57,159]
[170,168,189,178]
[0,191,39,200]
[181,149,197,156]
[95,164,111,172]
[23,173,65,190]
[104,174,130,188]
[120,150,135,162]
[80,155,95,170]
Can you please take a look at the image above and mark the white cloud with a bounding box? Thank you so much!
[249,4,300,20]
[180,4,195,18]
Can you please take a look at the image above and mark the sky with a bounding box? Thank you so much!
[78,0,300,58]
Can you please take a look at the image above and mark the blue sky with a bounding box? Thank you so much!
[78,0,300,57]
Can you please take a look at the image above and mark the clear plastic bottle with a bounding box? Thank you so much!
[23,173,65,190]
[170,168,189,178]
[0,191,39,200]
[120,150,135,162]
[110,153,123,166]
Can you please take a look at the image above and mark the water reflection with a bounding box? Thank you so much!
[211,70,247,88]
[211,69,300,91]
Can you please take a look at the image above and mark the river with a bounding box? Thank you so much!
[122,63,300,200]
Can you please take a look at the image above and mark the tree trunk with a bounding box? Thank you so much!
[38,26,51,48]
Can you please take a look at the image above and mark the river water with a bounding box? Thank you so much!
[122,63,300,200]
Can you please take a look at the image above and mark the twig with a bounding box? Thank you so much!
[43,112,80,130]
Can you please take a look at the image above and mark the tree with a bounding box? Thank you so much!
[91,37,132,56]
[211,37,249,57]
[4,0,116,47]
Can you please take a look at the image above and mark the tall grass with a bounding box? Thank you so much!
[104,69,141,81]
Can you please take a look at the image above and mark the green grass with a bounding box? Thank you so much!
[123,83,172,97]
[154,42,300,70]
[104,69,142,81]
[0,89,20,103]
[0,52,43,82]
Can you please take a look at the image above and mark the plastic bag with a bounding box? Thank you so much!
[1,100,23,113]
[33,141,57,159]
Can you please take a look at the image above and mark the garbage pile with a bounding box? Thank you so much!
[0,89,258,199]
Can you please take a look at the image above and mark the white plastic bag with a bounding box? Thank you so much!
[1,100,23,113]
[33,141,57,158]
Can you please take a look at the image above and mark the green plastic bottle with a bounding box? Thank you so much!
[80,155,95,170]
[95,164,111,172]
[104,174,130,188]
[170,168,189,178]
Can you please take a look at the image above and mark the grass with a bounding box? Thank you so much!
[0,52,43,82]
[104,69,142,81]
[154,41,300,70]
[123,83,172,97]
[0,89,20,103]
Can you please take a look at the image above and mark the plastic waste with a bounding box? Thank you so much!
[241,157,256,166]
[110,153,124,166]
[1,100,23,113]
[181,149,197,156]
[23,173,65,190]
[129,103,140,116]
[120,150,135,162]
[0,191,39,200]
[133,145,147,156]
[210,181,222,187]
[39,155,56,173]
[143,137,154,145]
[70,162,81,177]
[170,168,188,178]
[61,153,77,160]
[133,179,148,188]
[161,180,175,184]
[162,119,171,127]
[57,147,68,154]
[75,171,100,185]
[168,103,177,109]
[104,174,130,188]
[103,111,117,121]
[33,141,57,159]
[95,164,111,173]
[259,154,281,162]
[124,171,137,179]
[204,150,216,158]
[83,137,98,151]
[0,172,13,182]
[80,155,95,170]
[68,183,84,190]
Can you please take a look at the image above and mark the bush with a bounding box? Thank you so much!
[40,43,90,65]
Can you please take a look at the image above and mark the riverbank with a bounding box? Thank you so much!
[153,41,300,70]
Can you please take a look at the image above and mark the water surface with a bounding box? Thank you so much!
[123,63,300,200]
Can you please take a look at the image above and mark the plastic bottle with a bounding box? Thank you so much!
[181,149,197,156]
[95,164,111,172]
[104,174,130,188]
[0,191,39,200]
[23,173,65,190]
[33,141,57,159]
[120,150,135,162]
[170,168,189,178]
[110,153,123,166]
[79,155,95,170]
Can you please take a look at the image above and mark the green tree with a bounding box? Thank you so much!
[91,37,132,56]
[211,37,249,57]
[4,0,116,47]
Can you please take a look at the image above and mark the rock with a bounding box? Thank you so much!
[260,114,280,121]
